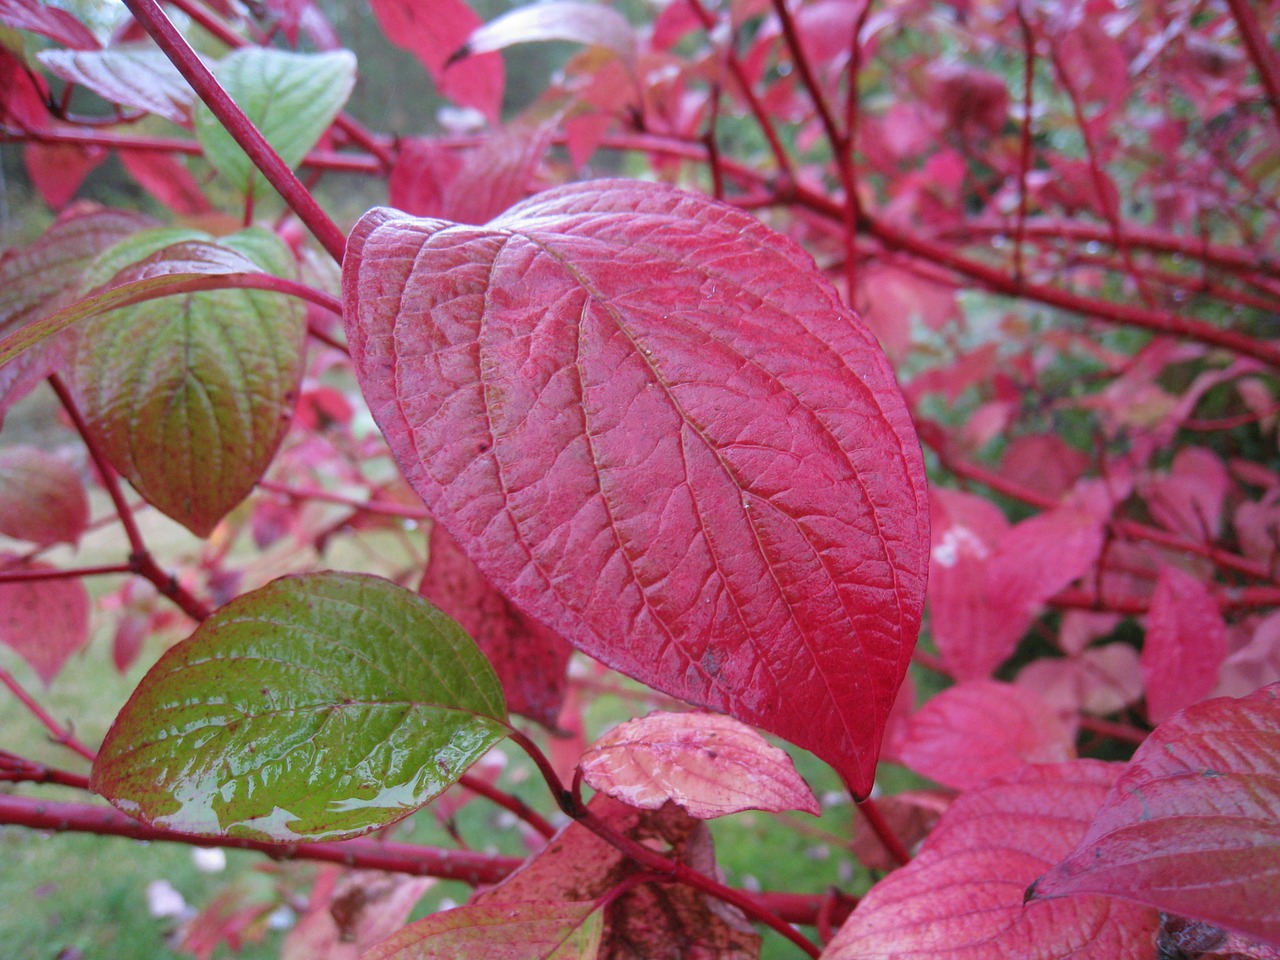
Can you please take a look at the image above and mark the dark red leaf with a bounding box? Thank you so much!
[368,0,504,123]
[117,150,214,216]
[890,680,1076,790]
[825,761,1159,960]
[1141,565,1228,724]
[342,180,929,795]
[24,140,106,209]
[0,0,99,50]
[420,523,572,728]
[1033,684,1280,947]
[0,556,92,685]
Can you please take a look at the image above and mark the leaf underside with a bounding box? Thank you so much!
[342,179,928,795]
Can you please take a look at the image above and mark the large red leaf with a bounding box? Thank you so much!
[1141,564,1227,723]
[824,761,1159,960]
[420,523,572,728]
[342,180,929,795]
[0,556,92,685]
[368,0,503,123]
[1033,684,1280,947]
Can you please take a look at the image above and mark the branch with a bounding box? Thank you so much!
[0,668,97,762]
[121,0,347,263]
[1224,0,1280,135]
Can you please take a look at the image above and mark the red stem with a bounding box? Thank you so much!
[0,562,133,583]
[0,752,92,789]
[121,0,347,263]
[257,479,432,520]
[1224,0,1280,135]
[0,668,97,763]
[854,795,911,867]
[457,772,557,839]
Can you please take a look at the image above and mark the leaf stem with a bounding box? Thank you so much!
[854,795,911,867]
[120,0,348,263]
[0,751,92,789]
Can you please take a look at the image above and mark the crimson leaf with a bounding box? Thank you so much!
[1033,683,1280,947]
[342,179,929,796]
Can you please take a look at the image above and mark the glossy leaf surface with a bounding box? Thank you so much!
[579,711,819,819]
[825,761,1159,960]
[193,48,355,198]
[1033,683,1280,946]
[342,180,929,795]
[70,229,305,535]
[364,900,602,960]
[0,446,89,546]
[91,572,509,842]
[0,557,92,685]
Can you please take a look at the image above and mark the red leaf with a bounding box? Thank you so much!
[825,761,1159,960]
[1033,684,1280,947]
[420,523,572,728]
[24,140,106,209]
[1141,565,1228,723]
[389,126,551,225]
[1000,434,1090,502]
[0,446,89,546]
[1143,446,1230,539]
[0,557,92,685]
[890,681,1076,790]
[985,505,1105,627]
[579,711,819,819]
[0,0,99,50]
[342,180,929,795]
[0,45,50,129]
[362,900,601,960]
[368,0,504,124]
[283,868,436,960]
[118,149,214,215]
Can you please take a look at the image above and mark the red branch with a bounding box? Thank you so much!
[1224,0,1280,135]
[0,668,97,763]
[121,0,347,262]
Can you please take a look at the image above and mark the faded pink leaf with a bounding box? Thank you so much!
[890,681,1076,791]
[283,867,436,960]
[1143,446,1230,539]
[460,2,637,64]
[1033,684,1280,947]
[985,505,1105,627]
[421,523,572,728]
[0,556,92,685]
[368,0,504,123]
[1141,565,1227,723]
[1215,611,1280,699]
[1018,643,1144,718]
[38,47,194,123]
[579,711,819,819]
[824,761,1159,960]
[1000,434,1090,502]
[0,446,89,546]
[342,180,928,796]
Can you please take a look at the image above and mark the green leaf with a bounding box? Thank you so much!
[91,572,510,843]
[194,48,356,200]
[69,227,305,536]
[363,900,603,960]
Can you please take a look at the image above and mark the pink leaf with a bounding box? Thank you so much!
[890,681,1076,791]
[1141,565,1227,724]
[420,523,572,728]
[986,505,1105,625]
[1033,684,1280,947]
[579,711,819,819]
[1143,446,1230,539]
[0,446,89,546]
[368,0,504,124]
[824,761,1159,960]
[37,47,194,124]
[0,557,92,685]
[117,150,214,216]
[342,180,929,796]
[283,868,436,960]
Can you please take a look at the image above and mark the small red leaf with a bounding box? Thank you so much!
[1141,565,1228,723]
[0,557,91,685]
[368,0,504,123]
[0,446,89,546]
[579,711,819,819]
[824,761,1159,960]
[117,150,214,216]
[342,180,929,796]
[890,680,1076,790]
[24,140,106,209]
[1034,684,1280,947]
[420,523,572,728]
